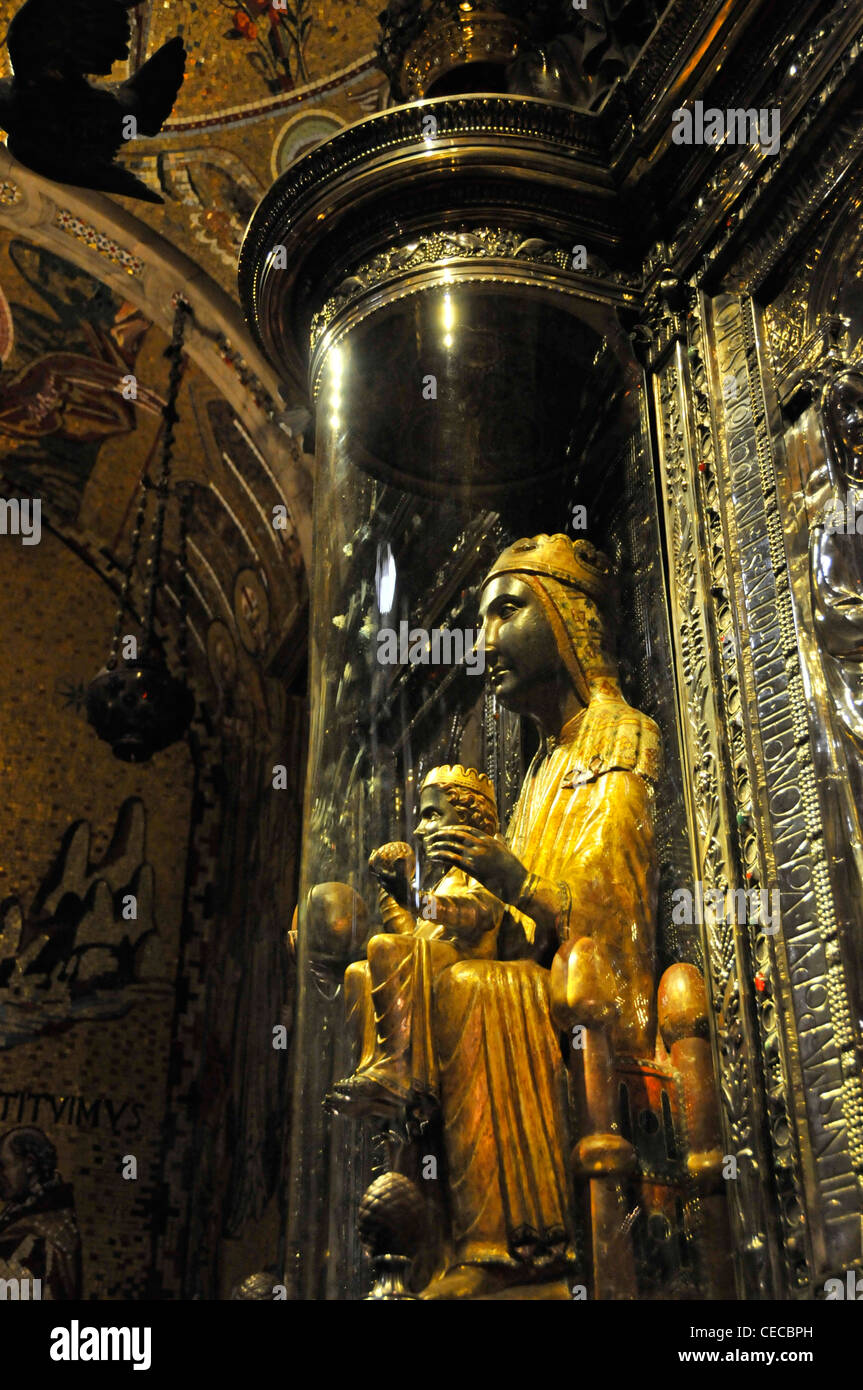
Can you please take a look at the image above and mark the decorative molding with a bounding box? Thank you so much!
[664,0,863,288]
[626,0,720,114]
[713,107,863,296]
[160,55,381,135]
[55,210,145,277]
[239,91,613,337]
[309,227,637,349]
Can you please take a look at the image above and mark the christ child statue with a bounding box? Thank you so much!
[327,764,518,1120]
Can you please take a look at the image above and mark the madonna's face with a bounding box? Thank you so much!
[829,374,863,479]
[478,575,565,715]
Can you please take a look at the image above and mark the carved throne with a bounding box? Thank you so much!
[551,939,735,1299]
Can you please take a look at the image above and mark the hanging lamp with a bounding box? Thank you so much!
[86,297,195,763]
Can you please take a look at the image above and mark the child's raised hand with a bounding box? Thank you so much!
[368,841,416,904]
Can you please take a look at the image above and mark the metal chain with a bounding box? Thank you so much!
[142,295,191,652]
[108,474,152,670]
[177,484,191,674]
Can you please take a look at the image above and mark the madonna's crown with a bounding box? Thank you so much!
[481,534,615,607]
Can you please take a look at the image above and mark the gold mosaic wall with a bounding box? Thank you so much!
[0,532,194,1298]
[0,212,305,1296]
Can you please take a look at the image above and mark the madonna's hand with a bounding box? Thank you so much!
[424,827,528,905]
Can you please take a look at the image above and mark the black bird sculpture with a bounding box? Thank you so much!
[0,0,186,203]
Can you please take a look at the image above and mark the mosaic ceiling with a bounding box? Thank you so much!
[0,222,305,698]
[0,1,389,291]
[145,0,383,119]
[0,0,384,121]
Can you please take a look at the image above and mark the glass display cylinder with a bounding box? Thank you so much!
[241,94,728,1302]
